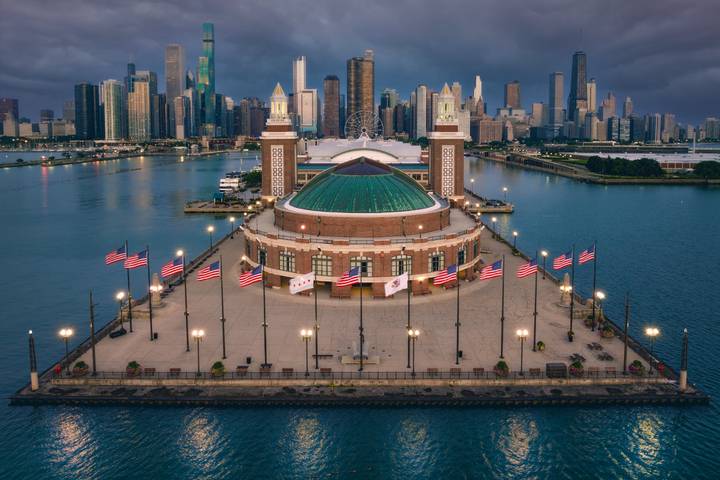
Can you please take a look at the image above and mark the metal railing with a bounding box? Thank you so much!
[53,368,664,382]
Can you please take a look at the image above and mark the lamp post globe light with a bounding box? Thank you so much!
[59,328,74,375]
[418,224,423,239]
[300,224,306,239]
[594,290,606,331]
[491,216,497,239]
[470,177,475,196]
[502,186,509,203]
[645,327,660,373]
[207,225,215,249]
[512,230,518,249]
[407,328,420,377]
[115,291,126,329]
[191,329,205,376]
[540,250,548,279]
[516,328,529,374]
[229,216,236,237]
[301,328,313,377]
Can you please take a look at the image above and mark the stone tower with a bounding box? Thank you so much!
[261,83,299,200]
[428,83,465,203]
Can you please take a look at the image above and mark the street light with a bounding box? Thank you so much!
[301,328,313,377]
[418,224,423,239]
[177,249,190,352]
[512,230,518,249]
[59,328,74,375]
[502,186,509,203]
[407,328,420,377]
[491,216,497,238]
[191,329,205,376]
[207,225,215,249]
[116,291,126,329]
[645,327,660,374]
[229,216,236,237]
[516,328,529,374]
[300,224,306,239]
[594,290,606,331]
[540,250,548,279]
[470,177,475,196]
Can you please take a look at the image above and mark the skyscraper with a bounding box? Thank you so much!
[451,82,462,114]
[0,98,19,123]
[473,75,483,105]
[63,100,75,122]
[74,82,101,140]
[197,22,216,136]
[40,110,54,123]
[568,51,588,122]
[346,49,375,120]
[600,92,616,120]
[292,56,306,98]
[504,80,521,109]
[548,72,564,135]
[128,80,151,141]
[623,96,633,118]
[152,93,167,138]
[587,78,597,113]
[165,44,185,101]
[414,84,427,139]
[323,75,340,137]
[102,79,126,140]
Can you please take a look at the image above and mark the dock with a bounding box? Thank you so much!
[463,188,514,214]
[183,200,261,214]
[10,214,708,407]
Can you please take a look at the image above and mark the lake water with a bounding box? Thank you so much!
[1,153,718,479]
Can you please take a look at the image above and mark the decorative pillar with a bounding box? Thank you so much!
[428,83,466,204]
[261,83,298,201]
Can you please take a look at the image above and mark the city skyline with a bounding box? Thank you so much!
[1,0,719,124]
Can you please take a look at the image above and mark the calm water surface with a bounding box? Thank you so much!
[0,153,718,479]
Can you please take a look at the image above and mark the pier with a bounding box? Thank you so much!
[11,212,708,407]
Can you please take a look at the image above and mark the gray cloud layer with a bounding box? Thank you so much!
[1,0,718,124]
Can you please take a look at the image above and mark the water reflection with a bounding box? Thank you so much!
[178,410,226,476]
[48,411,97,478]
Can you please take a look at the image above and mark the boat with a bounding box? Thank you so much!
[218,172,243,194]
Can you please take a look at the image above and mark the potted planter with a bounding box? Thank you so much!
[536,341,546,352]
[494,360,510,378]
[126,361,141,377]
[72,361,89,377]
[569,360,584,377]
[567,330,575,342]
[628,360,645,376]
[600,325,615,339]
[211,361,226,378]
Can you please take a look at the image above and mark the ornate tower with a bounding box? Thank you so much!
[261,83,299,200]
[428,83,465,202]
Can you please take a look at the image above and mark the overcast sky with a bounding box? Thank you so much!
[1,0,719,124]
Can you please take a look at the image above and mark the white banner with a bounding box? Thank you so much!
[290,271,315,294]
[384,272,408,297]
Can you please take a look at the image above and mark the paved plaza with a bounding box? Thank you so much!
[78,229,648,376]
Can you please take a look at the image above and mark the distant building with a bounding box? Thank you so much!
[40,109,54,123]
[568,51,588,122]
[619,117,631,142]
[63,100,75,122]
[471,118,503,144]
[0,98,20,124]
[547,72,563,138]
[504,80,521,109]
[128,80,151,141]
[587,78,597,113]
[152,93,168,138]
[292,56,306,100]
[622,96,633,118]
[101,79,126,140]
[197,22,216,136]
[599,92,616,121]
[661,113,676,142]
[346,50,375,119]
[165,44,186,102]
[647,114,662,143]
[414,84,428,139]
[74,82,101,140]
[703,117,720,139]
[451,81,462,113]
[323,75,340,137]
[530,102,544,127]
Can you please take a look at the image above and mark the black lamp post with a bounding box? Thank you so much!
[541,250,548,280]
[229,216,235,238]
[407,328,420,377]
[645,327,659,374]
[207,225,215,250]
[517,328,528,375]
[192,329,204,376]
[59,328,73,375]
[301,329,313,377]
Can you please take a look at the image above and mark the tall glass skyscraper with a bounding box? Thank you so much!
[101,79,126,140]
[197,22,215,136]
[548,72,564,135]
[346,49,375,121]
[568,51,588,122]
[74,82,101,140]
[165,44,185,101]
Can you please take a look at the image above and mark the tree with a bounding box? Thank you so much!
[693,161,720,179]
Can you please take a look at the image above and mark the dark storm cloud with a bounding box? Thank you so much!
[1,0,719,123]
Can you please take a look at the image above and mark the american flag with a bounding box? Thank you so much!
[239,264,263,287]
[579,244,595,264]
[197,261,221,281]
[480,260,503,280]
[433,264,457,286]
[161,257,184,278]
[336,267,360,287]
[553,251,573,270]
[124,250,148,269]
[516,258,538,278]
[105,245,126,265]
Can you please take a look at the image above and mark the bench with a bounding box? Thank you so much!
[587,366,600,377]
[169,368,181,377]
[605,367,617,376]
[472,368,485,377]
[427,368,439,377]
[450,367,461,377]
[282,368,294,377]
[143,367,156,376]
[529,368,542,378]
[260,365,273,376]
[236,365,248,376]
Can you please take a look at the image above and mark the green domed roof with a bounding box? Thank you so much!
[289,157,434,213]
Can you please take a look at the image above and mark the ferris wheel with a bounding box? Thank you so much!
[344,110,383,139]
